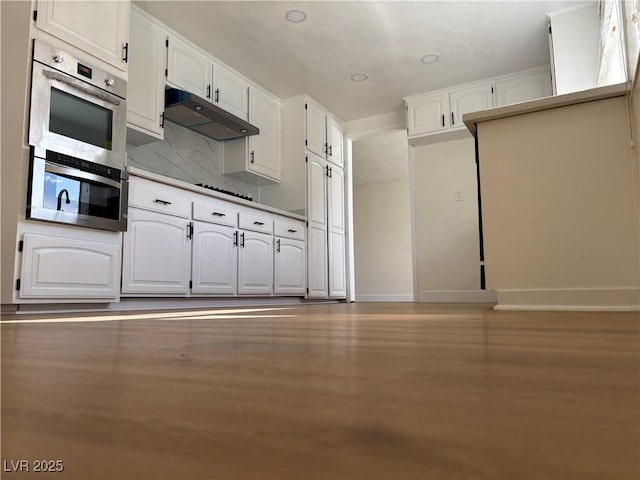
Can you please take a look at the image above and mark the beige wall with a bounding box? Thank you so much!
[413,138,481,294]
[353,178,413,300]
[478,95,640,308]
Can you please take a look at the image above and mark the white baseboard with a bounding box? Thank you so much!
[5,297,336,315]
[355,294,414,302]
[418,290,498,303]
[494,287,640,311]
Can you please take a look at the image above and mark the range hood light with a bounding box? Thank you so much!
[194,105,203,111]
[240,128,247,133]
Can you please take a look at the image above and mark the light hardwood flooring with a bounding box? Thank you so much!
[2,303,639,479]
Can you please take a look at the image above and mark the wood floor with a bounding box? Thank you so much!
[2,303,639,480]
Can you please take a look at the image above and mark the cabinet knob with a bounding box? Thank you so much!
[105,78,115,87]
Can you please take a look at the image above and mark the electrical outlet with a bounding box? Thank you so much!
[455,190,463,202]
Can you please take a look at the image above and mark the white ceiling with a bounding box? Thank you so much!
[136,0,579,122]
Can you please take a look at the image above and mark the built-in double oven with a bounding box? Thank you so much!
[27,40,129,232]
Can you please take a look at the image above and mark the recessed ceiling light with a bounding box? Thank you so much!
[420,54,440,64]
[350,73,368,82]
[285,9,307,23]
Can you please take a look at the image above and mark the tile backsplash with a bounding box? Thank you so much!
[126,122,260,200]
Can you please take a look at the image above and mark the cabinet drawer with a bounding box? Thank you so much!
[192,197,238,227]
[238,209,273,234]
[274,217,305,240]
[129,176,191,218]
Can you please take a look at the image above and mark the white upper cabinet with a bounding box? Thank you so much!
[547,3,599,95]
[495,69,553,106]
[326,115,344,167]
[223,87,282,185]
[167,35,212,100]
[306,99,327,158]
[247,87,282,181]
[167,36,250,121]
[305,99,344,166]
[34,0,130,72]
[126,7,166,144]
[213,64,249,120]
[405,67,555,142]
[449,84,494,127]
[406,92,448,136]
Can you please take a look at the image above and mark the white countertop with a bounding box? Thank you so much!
[463,82,628,136]
[126,166,307,222]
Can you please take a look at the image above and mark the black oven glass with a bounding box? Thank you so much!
[42,170,120,221]
[49,88,113,150]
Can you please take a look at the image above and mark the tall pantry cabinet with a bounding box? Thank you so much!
[281,96,346,299]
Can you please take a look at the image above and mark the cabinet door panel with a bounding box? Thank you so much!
[306,100,326,158]
[307,154,327,229]
[36,0,129,71]
[495,71,553,106]
[248,88,282,181]
[274,238,306,295]
[407,93,447,136]
[307,225,328,298]
[127,9,166,141]
[121,208,190,294]
[450,85,494,126]
[328,231,346,298]
[327,116,343,166]
[327,166,345,234]
[192,222,237,295]
[214,64,249,120]
[237,230,273,295]
[20,233,120,299]
[167,36,211,100]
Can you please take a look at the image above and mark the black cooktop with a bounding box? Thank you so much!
[195,184,252,201]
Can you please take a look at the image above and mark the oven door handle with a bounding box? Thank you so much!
[45,164,122,189]
[43,69,122,106]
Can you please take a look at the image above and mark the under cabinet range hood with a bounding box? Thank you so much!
[164,88,259,141]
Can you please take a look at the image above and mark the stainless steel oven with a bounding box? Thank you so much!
[27,146,128,232]
[28,40,127,170]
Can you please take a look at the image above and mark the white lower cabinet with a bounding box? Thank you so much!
[123,175,306,298]
[237,230,273,295]
[121,207,191,295]
[19,232,120,300]
[274,237,306,295]
[191,221,237,295]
